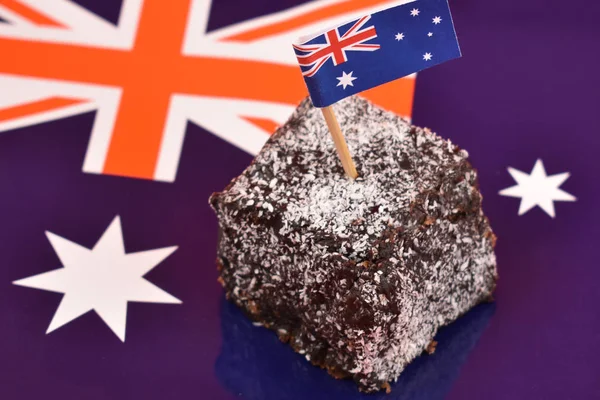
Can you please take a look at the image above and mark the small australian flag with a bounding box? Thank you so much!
[293,0,461,107]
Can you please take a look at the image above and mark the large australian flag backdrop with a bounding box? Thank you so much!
[1,0,600,399]
[294,0,461,107]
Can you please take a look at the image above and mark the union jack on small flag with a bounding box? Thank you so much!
[293,0,462,108]
[293,15,380,78]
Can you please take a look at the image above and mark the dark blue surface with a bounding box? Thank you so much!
[216,298,495,400]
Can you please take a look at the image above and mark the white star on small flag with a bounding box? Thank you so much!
[428,32,433,37]
[13,216,181,341]
[410,8,420,16]
[499,159,576,217]
[395,32,405,41]
[423,53,433,61]
[336,71,357,89]
[433,16,442,24]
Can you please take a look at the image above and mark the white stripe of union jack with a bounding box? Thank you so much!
[293,14,380,77]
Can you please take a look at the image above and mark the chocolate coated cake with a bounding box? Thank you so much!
[209,97,497,392]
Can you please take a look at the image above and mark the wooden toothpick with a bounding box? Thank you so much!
[321,105,358,179]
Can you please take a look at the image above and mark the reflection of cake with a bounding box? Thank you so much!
[215,297,495,399]
[209,97,497,393]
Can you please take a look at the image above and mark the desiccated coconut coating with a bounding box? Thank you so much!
[209,96,497,393]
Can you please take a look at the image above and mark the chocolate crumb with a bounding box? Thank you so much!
[426,340,438,355]
[382,382,392,394]
[424,216,436,226]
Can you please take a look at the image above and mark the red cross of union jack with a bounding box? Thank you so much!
[293,15,380,77]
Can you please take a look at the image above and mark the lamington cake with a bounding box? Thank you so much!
[209,96,497,393]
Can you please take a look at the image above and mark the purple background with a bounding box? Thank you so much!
[1,0,599,399]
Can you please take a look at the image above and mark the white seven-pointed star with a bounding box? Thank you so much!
[423,52,433,61]
[410,8,420,16]
[336,71,357,89]
[499,159,576,217]
[13,216,181,341]
[428,32,434,37]
[395,32,405,41]
[433,16,442,24]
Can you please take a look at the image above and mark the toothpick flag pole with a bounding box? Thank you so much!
[321,106,358,179]
[293,0,461,179]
